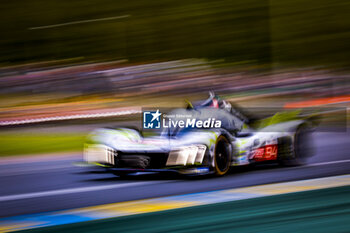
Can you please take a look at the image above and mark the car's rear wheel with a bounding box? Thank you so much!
[293,124,314,164]
[279,124,313,166]
[214,135,231,176]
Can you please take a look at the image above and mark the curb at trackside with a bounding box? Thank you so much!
[0,174,349,232]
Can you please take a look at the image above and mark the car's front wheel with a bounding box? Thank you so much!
[213,135,231,176]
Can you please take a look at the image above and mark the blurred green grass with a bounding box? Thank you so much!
[0,133,86,156]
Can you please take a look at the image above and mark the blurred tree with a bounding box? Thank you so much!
[0,0,349,68]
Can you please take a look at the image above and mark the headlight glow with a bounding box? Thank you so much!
[185,146,199,165]
[166,145,207,166]
[194,145,206,164]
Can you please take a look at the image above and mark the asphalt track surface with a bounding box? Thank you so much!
[0,130,349,218]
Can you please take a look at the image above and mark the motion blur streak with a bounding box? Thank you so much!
[18,186,350,233]
[0,175,349,232]
[1,0,350,232]
[2,0,350,66]
[0,181,171,202]
[28,15,130,30]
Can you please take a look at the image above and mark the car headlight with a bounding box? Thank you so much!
[84,144,116,165]
[166,145,206,166]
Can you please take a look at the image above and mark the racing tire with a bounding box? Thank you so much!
[294,124,314,164]
[213,135,231,176]
[279,124,313,166]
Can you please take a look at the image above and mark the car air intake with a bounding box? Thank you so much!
[118,155,151,169]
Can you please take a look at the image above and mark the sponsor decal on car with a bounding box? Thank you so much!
[252,145,278,161]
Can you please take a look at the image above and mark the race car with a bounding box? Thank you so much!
[83,93,314,176]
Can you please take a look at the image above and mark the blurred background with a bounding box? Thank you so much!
[1,0,350,156]
[0,2,350,232]
[2,0,350,66]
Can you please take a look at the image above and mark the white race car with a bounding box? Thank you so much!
[83,93,314,176]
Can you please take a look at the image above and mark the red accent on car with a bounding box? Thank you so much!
[211,99,219,108]
[252,145,278,161]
